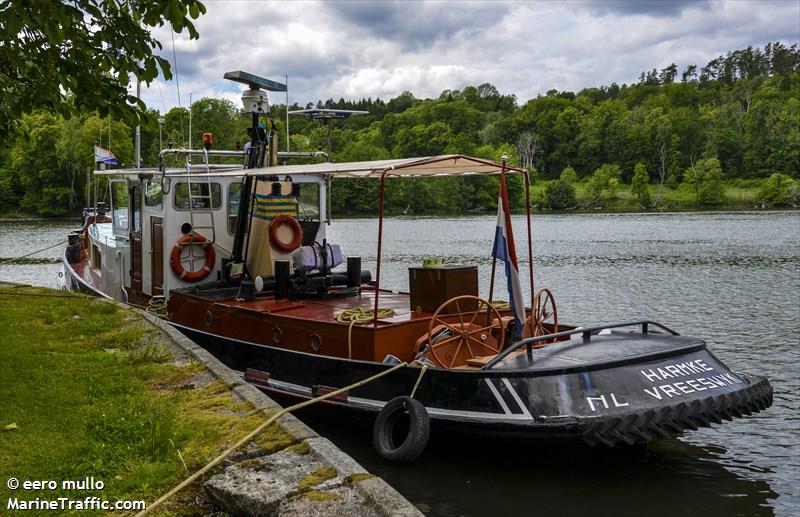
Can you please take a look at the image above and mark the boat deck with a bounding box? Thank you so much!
[489,332,706,372]
[173,285,708,373]
[188,287,431,326]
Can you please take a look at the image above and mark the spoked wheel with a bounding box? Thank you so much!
[523,288,558,343]
[422,295,505,368]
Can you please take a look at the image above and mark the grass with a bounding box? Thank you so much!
[0,285,271,516]
[529,179,781,213]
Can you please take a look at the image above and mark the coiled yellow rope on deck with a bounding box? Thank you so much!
[335,307,396,359]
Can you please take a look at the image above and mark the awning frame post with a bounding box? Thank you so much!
[523,170,535,309]
[373,169,389,327]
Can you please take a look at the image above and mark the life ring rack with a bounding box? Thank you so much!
[170,232,216,282]
[269,215,303,253]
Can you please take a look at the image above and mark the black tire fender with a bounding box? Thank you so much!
[372,396,430,461]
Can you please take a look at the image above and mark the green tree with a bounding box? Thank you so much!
[586,163,622,205]
[757,173,798,207]
[683,157,725,205]
[559,165,578,184]
[7,112,67,215]
[0,0,206,141]
[189,98,241,150]
[543,180,576,210]
[631,162,652,208]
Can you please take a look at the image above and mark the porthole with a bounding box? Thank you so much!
[204,310,214,326]
[272,327,282,344]
[310,334,321,352]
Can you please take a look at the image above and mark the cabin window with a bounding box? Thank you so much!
[111,181,129,231]
[144,179,163,208]
[297,183,320,219]
[92,244,101,271]
[173,182,221,210]
[228,182,242,234]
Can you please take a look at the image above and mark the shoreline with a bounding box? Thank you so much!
[2,206,796,223]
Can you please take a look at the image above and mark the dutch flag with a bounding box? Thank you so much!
[492,171,525,337]
[94,144,119,166]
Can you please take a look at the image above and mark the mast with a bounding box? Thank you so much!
[285,75,290,152]
[135,78,141,168]
[223,71,287,275]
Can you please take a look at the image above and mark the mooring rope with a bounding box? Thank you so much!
[0,291,81,299]
[409,360,430,398]
[0,240,67,265]
[335,307,396,359]
[135,360,410,517]
[145,297,168,318]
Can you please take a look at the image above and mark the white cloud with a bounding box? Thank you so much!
[137,0,800,113]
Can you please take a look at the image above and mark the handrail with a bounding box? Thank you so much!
[481,320,680,370]
[158,148,331,161]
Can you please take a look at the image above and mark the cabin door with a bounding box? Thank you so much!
[130,185,143,294]
[150,217,164,296]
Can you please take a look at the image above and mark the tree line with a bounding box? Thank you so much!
[1,42,797,216]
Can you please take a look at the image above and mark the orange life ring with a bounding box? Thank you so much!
[269,215,303,253]
[170,232,215,282]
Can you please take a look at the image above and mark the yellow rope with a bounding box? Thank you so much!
[146,297,168,318]
[136,360,409,517]
[335,307,396,358]
[0,240,67,264]
[410,360,430,398]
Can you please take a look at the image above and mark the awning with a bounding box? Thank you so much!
[93,155,524,178]
[231,155,523,178]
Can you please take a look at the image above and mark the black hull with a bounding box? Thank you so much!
[173,323,773,447]
[63,248,774,446]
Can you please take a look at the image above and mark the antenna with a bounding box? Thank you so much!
[223,71,287,92]
[286,75,289,152]
[288,108,368,155]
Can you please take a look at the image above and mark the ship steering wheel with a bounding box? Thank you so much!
[422,295,505,368]
[522,288,558,342]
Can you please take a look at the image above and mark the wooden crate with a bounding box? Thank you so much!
[408,265,478,314]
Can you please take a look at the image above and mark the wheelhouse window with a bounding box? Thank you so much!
[173,182,221,210]
[111,181,128,231]
[144,179,163,209]
[297,183,320,219]
[228,182,242,234]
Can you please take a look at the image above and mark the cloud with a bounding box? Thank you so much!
[584,0,711,16]
[325,1,512,50]
[137,0,800,115]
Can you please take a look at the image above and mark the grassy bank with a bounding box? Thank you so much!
[0,285,266,515]
[526,178,792,213]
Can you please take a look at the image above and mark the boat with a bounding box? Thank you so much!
[63,71,772,460]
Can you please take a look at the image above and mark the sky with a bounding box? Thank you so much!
[140,0,800,113]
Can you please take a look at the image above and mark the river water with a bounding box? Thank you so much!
[1,212,798,516]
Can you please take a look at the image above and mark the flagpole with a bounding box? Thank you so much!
[524,170,534,313]
[488,157,507,306]
[488,258,497,304]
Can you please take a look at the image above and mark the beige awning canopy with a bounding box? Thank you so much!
[192,154,524,178]
[93,155,524,178]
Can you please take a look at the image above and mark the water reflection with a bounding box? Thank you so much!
[299,408,777,517]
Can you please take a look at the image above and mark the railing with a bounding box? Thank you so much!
[481,320,680,370]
